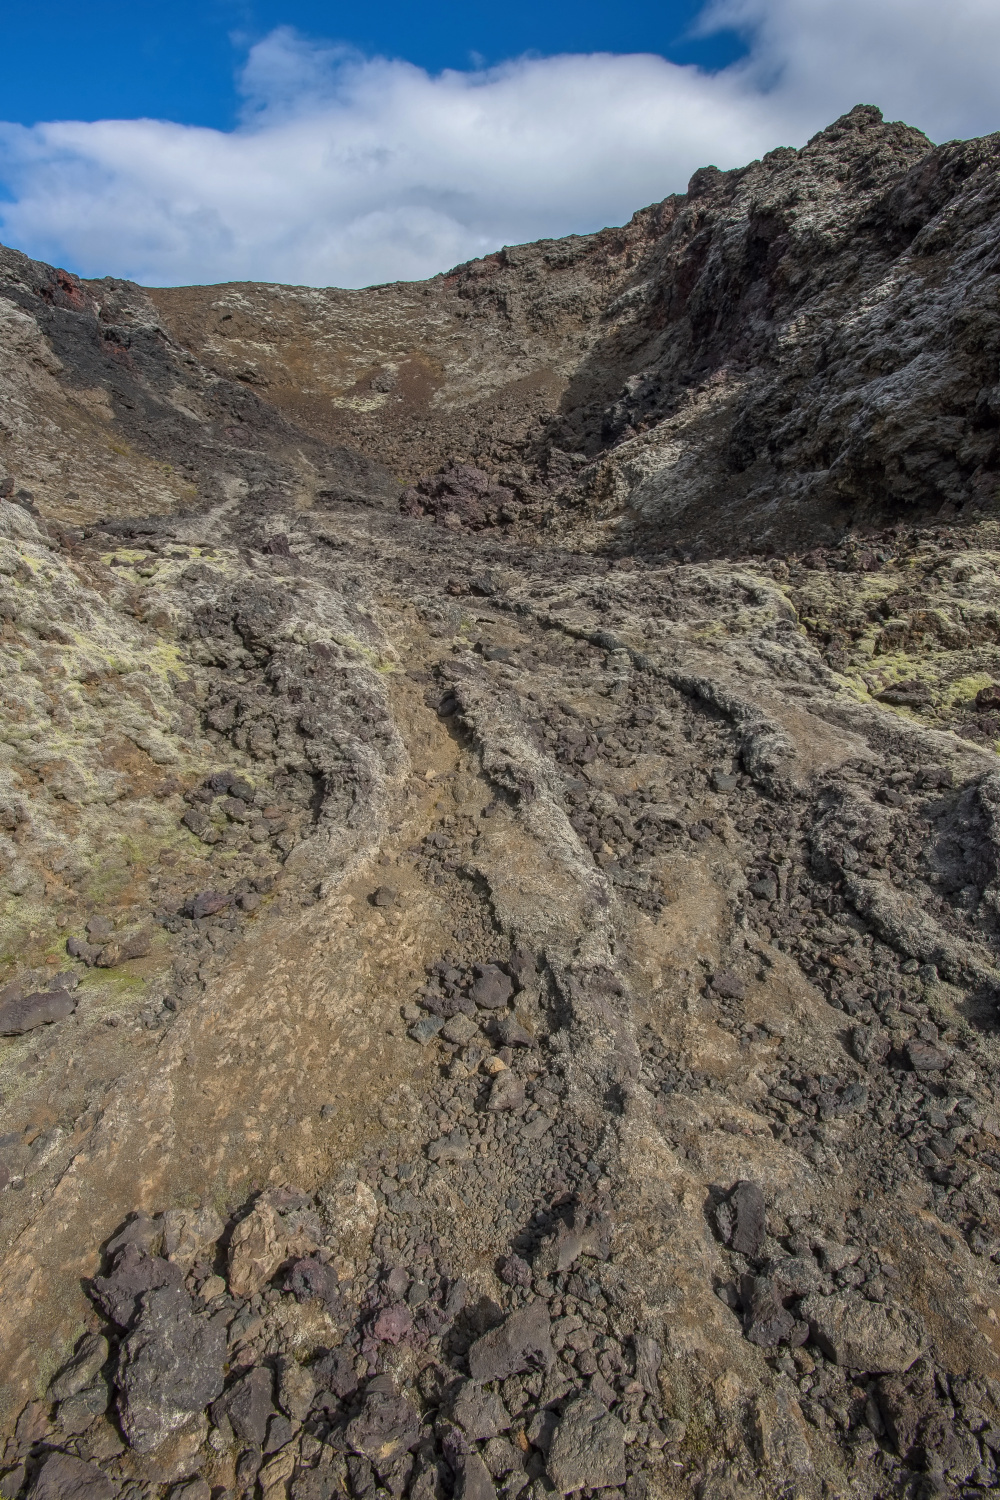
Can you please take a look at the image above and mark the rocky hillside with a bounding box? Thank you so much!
[2,105,1000,1500]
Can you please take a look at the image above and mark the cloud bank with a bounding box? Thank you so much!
[0,0,998,289]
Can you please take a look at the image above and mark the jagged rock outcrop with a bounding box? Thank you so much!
[3,106,1000,556]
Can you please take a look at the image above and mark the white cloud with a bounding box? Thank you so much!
[698,0,1000,145]
[0,1,997,289]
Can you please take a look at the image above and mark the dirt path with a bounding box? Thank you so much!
[4,508,1000,1499]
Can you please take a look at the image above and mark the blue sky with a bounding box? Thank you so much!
[1,2,746,130]
[0,1,998,288]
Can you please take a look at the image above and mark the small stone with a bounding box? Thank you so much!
[373,886,397,907]
[851,1025,891,1067]
[468,1301,554,1383]
[764,1254,825,1298]
[409,1462,449,1500]
[471,965,514,1010]
[709,971,746,1000]
[535,1207,612,1276]
[259,1444,298,1495]
[838,1083,868,1114]
[119,928,153,960]
[264,1413,295,1453]
[527,1409,558,1454]
[386,1266,409,1297]
[1,1466,27,1500]
[106,1212,161,1259]
[410,1016,445,1046]
[489,1072,525,1112]
[345,1386,420,1469]
[447,1381,511,1439]
[168,1481,211,1500]
[236,1450,263,1491]
[494,1016,536,1048]
[454,1451,497,1500]
[287,1255,338,1306]
[427,1128,471,1163]
[906,1039,949,1072]
[508,948,538,986]
[743,1277,794,1347]
[442,1013,480,1047]
[373,1304,413,1344]
[589,1373,617,1410]
[50,1334,109,1401]
[188,890,231,919]
[728,1181,766,1258]
[56,1383,109,1435]
[815,1241,861,1274]
[711,771,739,793]
[91,1245,185,1329]
[66,937,101,965]
[221,1364,274,1445]
[498,1254,532,1288]
[278,1360,315,1422]
[634,1336,661,1397]
[199,1274,226,1302]
[481,1437,521,1478]
[160,1204,224,1270]
[875,1358,939,1459]
[313,1344,360,1400]
[228,1199,316,1299]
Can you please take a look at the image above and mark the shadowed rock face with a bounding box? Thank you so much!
[4,106,1000,1500]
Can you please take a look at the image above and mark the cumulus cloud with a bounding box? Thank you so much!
[699,0,1000,143]
[0,0,997,289]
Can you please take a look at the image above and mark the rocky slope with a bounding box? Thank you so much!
[2,104,1000,1500]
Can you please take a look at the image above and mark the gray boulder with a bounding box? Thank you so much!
[547,1392,627,1494]
[0,989,76,1035]
[27,1455,115,1500]
[470,966,513,1010]
[91,1244,184,1329]
[56,1382,110,1435]
[468,1301,554,1383]
[743,1277,794,1347]
[799,1292,925,1373]
[453,1452,497,1500]
[345,1385,421,1473]
[219,1364,274,1445]
[50,1334,109,1401]
[446,1381,511,1440]
[717,1181,767,1259]
[116,1285,227,1452]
